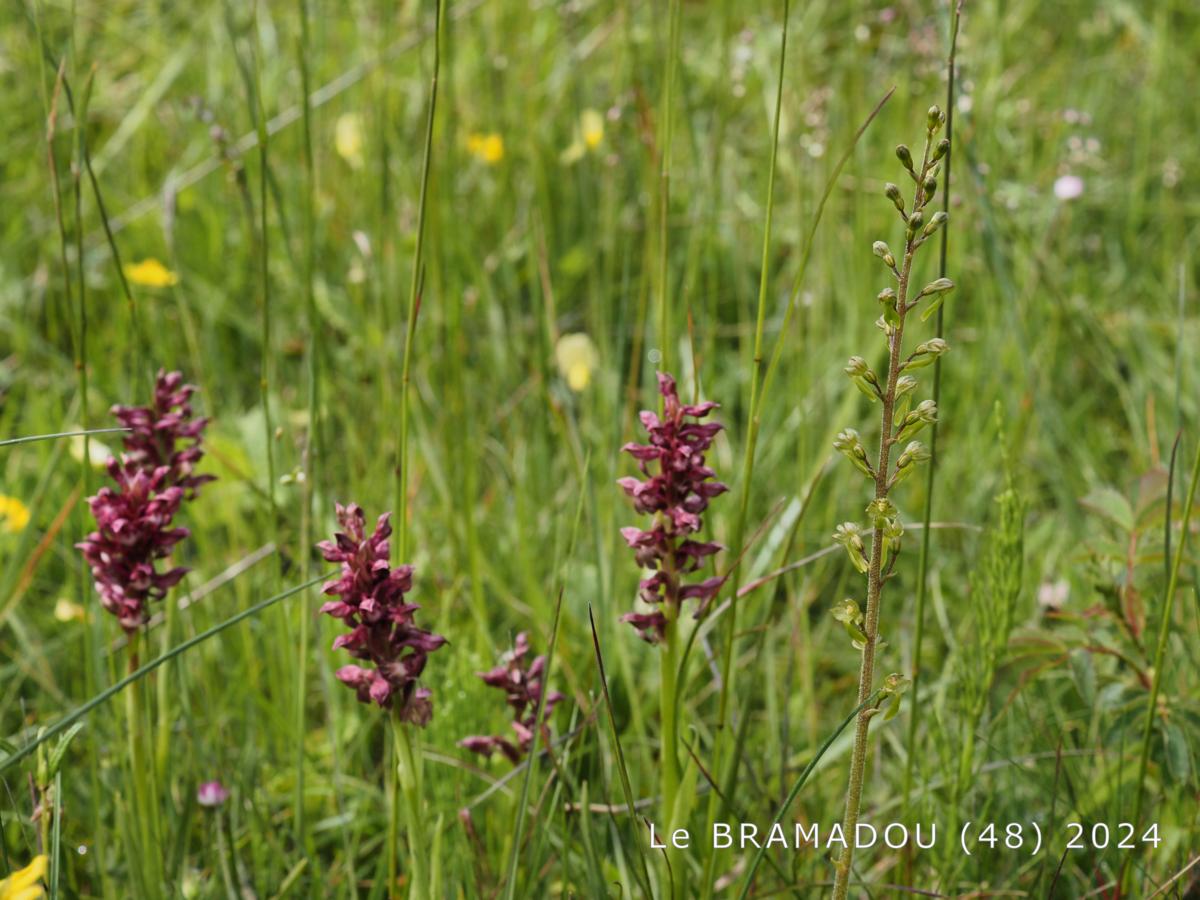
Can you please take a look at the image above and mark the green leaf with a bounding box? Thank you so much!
[920,293,945,322]
[1069,649,1096,707]
[47,722,86,778]
[1079,486,1135,533]
[1162,722,1192,783]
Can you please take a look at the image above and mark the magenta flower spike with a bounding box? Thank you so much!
[317,503,446,725]
[112,369,215,497]
[459,632,564,764]
[617,372,728,642]
[77,371,213,632]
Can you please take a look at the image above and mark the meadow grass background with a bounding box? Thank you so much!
[2,0,1199,896]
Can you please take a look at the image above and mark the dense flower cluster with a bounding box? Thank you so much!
[112,369,214,496]
[459,632,563,763]
[318,504,446,725]
[77,371,212,632]
[617,372,727,643]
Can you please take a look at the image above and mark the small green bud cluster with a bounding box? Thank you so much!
[834,428,874,478]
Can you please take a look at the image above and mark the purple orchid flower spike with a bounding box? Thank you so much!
[617,372,728,642]
[78,462,191,632]
[112,369,215,497]
[77,371,213,633]
[459,632,564,764]
[317,503,446,725]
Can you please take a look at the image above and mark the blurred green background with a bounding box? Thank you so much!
[1,0,1198,896]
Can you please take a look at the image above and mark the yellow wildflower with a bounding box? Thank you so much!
[580,108,605,149]
[0,855,48,900]
[0,495,30,534]
[54,598,87,623]
[561,109,605,164]
[467,132,504,165]
[123,258,178,288]
[554,332,599,392]
[335,113,364,169]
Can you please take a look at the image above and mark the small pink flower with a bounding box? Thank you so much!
[1053,174,1084,201]
[197,781,229,808]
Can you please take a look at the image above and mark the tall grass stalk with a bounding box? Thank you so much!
[389,1,444,892]
[1121,435,1200,894]
[830,108,954,899]
[655,0,681,371]
[902,0,961,823]
[396,0,444,561]
[293,0,319,862]
[250,3,278,524]
[700,3,788,894]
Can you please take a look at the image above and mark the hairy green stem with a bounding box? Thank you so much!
[832,136,935,900]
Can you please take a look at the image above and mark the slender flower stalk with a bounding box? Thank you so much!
[830,109,955,900]
[617,372,726,899]
[318,503,445,898]
[459,633,564,764]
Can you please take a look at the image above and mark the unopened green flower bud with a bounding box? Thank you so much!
[917,276,955,299]
[872,240,896,269]
[884,182,905,214]
[903,337,949,370]
[923,175,937,204]
[895,143,914,173]
[932,137,950,162]
[895,400,938,443]
[927,105,944,133]
[922,210,949,237]
[844,356,870,378]
[905,210,924,240]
